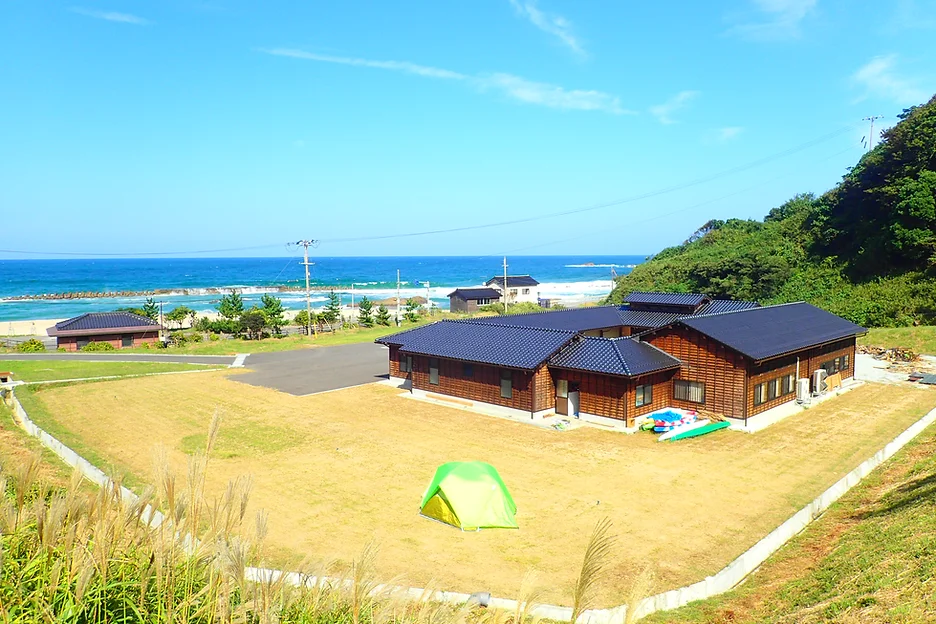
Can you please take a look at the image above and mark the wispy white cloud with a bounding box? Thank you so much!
[70,7,150,24]
[726,0,816,41]
[852,54,930,105]
[649,91,700,124]
[508,0,585,56]
[717,126,745,142]
[259,48,632,114]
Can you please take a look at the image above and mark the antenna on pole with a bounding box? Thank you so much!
[294,239,319,337]
[862,115,883,151]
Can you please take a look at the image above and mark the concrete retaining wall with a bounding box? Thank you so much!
[8,388,936,622]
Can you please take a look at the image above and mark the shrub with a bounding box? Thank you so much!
[169,332,187,347]
[194,316,212,332]
[209,333,220,342]
[16,338,46,353]
[189,332,203,343]
[80,341,116,352]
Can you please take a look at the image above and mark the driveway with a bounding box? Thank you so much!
[0,353,237,366]
[233,342,389,396]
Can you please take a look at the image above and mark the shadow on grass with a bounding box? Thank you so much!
[855,471,936,519]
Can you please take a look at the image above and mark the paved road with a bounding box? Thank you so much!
[233,342,389,396]
[0,353,237,366]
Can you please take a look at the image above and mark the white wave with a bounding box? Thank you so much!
[564,263,631,268]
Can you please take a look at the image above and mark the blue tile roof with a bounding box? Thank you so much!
[466,306,628,331]
[616,308,684,328]
[694,299,761,315]
[378,320,576,369]
[486,275,540,287]
[677,302,865,361]
[448,288,502,300]
[624,291,708,306]
[550,336,681,377]
[52,312,160,333]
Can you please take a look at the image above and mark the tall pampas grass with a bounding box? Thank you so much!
[569,518,616,624]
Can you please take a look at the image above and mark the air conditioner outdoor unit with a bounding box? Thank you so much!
[812,369,828,396]
[796,378,811,404]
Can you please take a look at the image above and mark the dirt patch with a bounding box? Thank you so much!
[30,374,936,607]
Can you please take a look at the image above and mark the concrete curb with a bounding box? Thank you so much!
[7,388,936,622]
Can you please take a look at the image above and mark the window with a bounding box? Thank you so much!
[522,288,530,295]
[842,354,849,370]
[767,379,778,401]
[754,383,766,406]
[399,353,412,373]
[76,338,90,350]
[674,380,705,403]
[477,298,491,305]
[821,358,841,374]
[429,358,439,385]
[781,374,794,395]
[636,384,652,407]
[556,379,568,398]
[500,369,513,399]
[122,335,133,348]
[462,363,473,378]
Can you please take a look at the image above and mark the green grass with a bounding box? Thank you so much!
[641,424,936,623]
[12,385,147,489]
[115,320,436,355]
[0,401,73,483]
[861,326,936,356]
[0,359,224,382]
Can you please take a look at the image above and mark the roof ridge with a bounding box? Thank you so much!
[457,318,577,334]
[684,300,805,320]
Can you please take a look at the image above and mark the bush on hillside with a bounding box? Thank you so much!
[80,341,116,352]
[16,338,46,353]
[480,301,546,315]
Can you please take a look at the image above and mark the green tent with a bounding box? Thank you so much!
[419,461,518,531]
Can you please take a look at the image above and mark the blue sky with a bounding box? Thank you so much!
[1,0,934,258]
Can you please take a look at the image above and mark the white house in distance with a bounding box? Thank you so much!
[485,275,540,305]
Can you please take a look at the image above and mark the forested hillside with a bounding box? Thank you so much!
[608,94,936,327]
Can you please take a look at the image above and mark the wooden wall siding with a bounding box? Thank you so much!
[408,355,534,412]
[745,338,857,417]
[532,365,555,412]
[629,370,678,420]
[449,298,491,313]
[56,332,158,352]
[646,328,748,418]
[550,369,630,422]
[582,327,625,338]
[388,346,402,377]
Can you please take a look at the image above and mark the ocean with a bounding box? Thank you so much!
[0,255,643,321]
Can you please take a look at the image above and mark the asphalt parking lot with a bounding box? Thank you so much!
[233,342,389,396]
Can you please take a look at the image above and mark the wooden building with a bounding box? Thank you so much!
[378,293,865,427]
[48,312,163,351]
[447,288,502,313]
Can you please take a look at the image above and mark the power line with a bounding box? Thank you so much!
[318,123,859,244]
[1,122,861,257]
[0,243,289,257]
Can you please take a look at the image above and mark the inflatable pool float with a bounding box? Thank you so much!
[668,420,731,441]
[658,419,710,442]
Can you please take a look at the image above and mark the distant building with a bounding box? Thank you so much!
[448,288,502,314]
[485,275,540,305]
[47,312,163,351]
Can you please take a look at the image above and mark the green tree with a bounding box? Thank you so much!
[323,290,342,324]
[375,304,391,326]
[218,291,244,320]
[239,308,267,340]
[357,296,374,327]
[403,298,421,323]
[260,294,287,334]
[165,305,194,330]
[141,298,159,321]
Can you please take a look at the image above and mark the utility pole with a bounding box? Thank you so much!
[863,115,883,151]
[502,256,509,315]
[422,281,431,316]
[396,269,402,326]
[295,240,319,337]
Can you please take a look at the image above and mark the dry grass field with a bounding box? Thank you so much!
[23,373,936,607]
